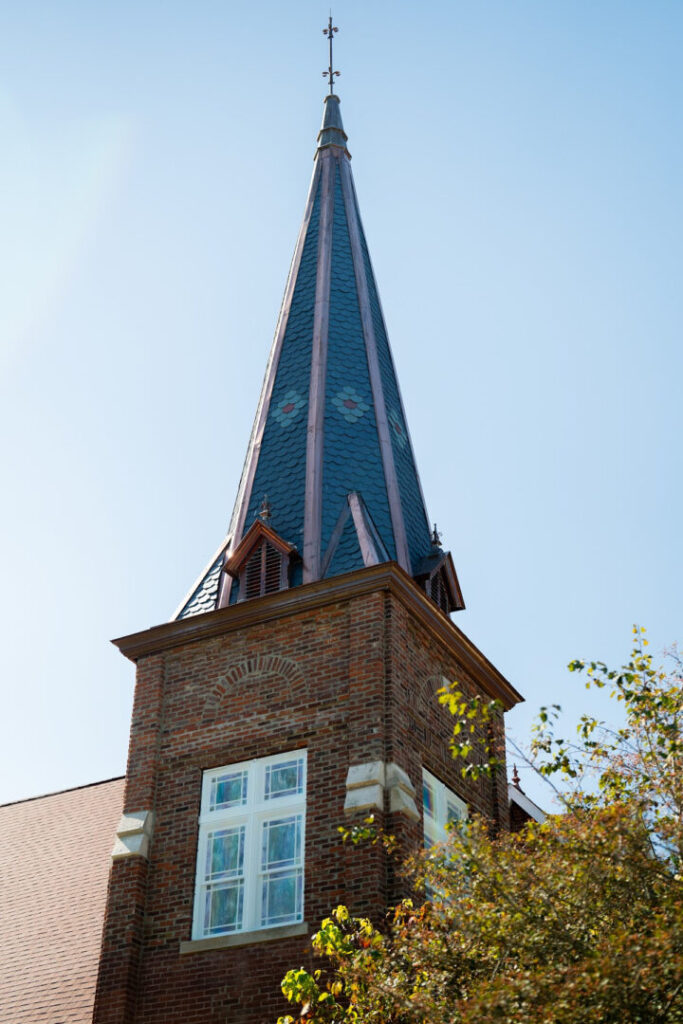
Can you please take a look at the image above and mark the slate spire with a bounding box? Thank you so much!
[175,91,463,619]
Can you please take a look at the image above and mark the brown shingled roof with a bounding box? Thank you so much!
[0,777,124,1024]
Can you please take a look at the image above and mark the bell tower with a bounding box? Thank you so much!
[93,41,522,1024]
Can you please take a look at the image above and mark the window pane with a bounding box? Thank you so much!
[447,800,464,826]
[422,780,434,819]
[423,769,467,852]
[205,826,245,882]
[210,770,248,811]
[261,869,303,927]
[262,815,302,870]
[204,882,244,934]
[265,758,304,800]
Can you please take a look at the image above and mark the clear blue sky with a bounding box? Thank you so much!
[0,1,680,808]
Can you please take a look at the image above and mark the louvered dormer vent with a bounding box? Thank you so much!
[242,540,288,601]
[414,549,466,617]
[223,519,297,604]
[429,569,452,615]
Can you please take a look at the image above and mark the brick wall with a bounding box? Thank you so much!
[94,569,515,1024]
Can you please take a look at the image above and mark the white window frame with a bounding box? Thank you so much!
[192,749,307,939]
[422,767,467,846]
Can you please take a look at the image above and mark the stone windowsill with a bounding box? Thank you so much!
[179,921,309,954]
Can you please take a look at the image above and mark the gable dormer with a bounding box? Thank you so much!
[224,520,296,602]
[415,549,465,615]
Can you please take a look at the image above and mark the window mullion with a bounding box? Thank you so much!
[243,809,257,931]
[245,760,259,931]
[194,752,306,940]
[194,828,207,939]
[438,780,446,840]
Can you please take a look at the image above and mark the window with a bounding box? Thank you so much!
[193,750,306,939]
[422,767,467,846]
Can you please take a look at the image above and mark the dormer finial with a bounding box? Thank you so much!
[258,495,272,523]
[322,16,340,95]
[431,523,442,549]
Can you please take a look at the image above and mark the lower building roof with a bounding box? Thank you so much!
[0,777,124,1024]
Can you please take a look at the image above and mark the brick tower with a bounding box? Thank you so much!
[93,76,523,1024]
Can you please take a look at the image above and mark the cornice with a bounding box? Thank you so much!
[112,563,523,710]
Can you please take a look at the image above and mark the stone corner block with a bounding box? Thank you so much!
[116,810,155,837]
[111,833,151,860]
[111,808,155,860]
[386,762,415,796]
[343,783,384,816]
[345,761,385,791]
[389,786,420,822]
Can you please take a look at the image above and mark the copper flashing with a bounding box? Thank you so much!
[442,551,465,611]
[224,520,296,579]
[346,169,434,552]
[347,491,381,566]
[303,150,335,582]
[339,158,412,574]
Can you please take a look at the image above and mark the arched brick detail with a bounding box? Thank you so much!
[222,654,303,689]
[201,655,304,723]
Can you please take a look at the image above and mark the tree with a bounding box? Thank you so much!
[278,628,683,1023]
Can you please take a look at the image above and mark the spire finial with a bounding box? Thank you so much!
[322,16,340,95]
[512,764,521,788]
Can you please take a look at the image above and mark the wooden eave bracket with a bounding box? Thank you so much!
[224,520,297,579]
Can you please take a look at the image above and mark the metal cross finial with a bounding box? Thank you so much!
[322,16,340,94]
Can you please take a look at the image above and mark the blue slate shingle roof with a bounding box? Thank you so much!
[175,94,445,620]
[178,552,224,619]
[321,163,394,567]
[357,221,432,574]
[244,183,322,551]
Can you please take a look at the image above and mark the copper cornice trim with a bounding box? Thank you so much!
[112,564,523,709]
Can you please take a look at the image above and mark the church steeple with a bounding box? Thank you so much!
[97,39,519,1024]
[175,85,463,619]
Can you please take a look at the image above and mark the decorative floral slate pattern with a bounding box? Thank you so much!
[387,408,408,449]
[332,387,369,423]
[273,389,306,427]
